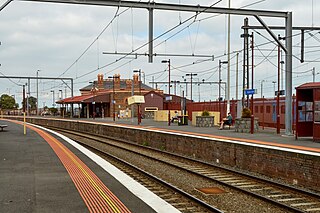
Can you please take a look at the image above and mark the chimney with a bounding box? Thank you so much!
[133,74,141,94]
[114,74,121,90]
[97,74,104,90]
[126,79,132,90]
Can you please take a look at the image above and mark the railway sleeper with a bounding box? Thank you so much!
[267,194,291,198]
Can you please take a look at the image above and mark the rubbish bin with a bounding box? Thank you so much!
[178,115,188,126]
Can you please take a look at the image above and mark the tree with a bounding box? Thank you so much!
[22,96,37,110]
[28,96,37,110]
[0,94,16,109]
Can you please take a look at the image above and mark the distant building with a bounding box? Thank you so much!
[57,74,169,118]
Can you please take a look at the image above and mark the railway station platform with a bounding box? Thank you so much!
[0,120,180,213]
[86,117,320,153]
[2,116,320,195]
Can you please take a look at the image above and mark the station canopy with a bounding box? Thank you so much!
[56,94,110,104]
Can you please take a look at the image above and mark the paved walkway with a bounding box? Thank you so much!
[0,119,178,213]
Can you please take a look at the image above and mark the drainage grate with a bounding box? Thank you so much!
[196,187,226,195]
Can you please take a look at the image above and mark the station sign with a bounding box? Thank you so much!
[128,95,145,105]
[244,89,257,95]
[275,90,285,96]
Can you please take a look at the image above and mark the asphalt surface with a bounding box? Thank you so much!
[0,120,157,213]
[0,120,87,213]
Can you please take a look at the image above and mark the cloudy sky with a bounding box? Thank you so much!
[0,0,319,107]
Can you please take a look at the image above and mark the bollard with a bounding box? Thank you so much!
[250,114,254,134]
[23,112,26,135]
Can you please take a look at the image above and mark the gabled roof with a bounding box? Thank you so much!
[144,90,164,98]
[56,95,93,104]
[296,82,320,89]
[80,80,154,91]
[56,93,111,104]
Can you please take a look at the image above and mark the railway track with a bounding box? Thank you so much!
[51,127,320,213]
[53,127,222,213]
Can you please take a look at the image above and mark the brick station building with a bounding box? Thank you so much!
[57,74,173,118]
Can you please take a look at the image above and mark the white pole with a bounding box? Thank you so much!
[226,0,231,116]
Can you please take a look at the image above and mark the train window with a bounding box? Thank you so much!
[266,106,271,113]
[255,106,259,113]
[281,105,285,114]
[260,106,264,113]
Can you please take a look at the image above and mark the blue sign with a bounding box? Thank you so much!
[245,89,255,95]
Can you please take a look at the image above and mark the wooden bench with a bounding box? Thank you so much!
[0,125,8,131]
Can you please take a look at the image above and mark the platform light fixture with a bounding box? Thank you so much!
[108,76,119,122]
[161,59,171,126]
[133,69,142,125]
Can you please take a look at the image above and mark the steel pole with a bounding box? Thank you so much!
[168,60,171,126]
[219,61,221,121]
[36,70,39,116]
[148,8,153,63]
[71,78,74,117]
[190,74,193,102]
[313,67,315,82]
[131,76,134,123]
[236,52,239,101]
[262,96,265,130]
[138,70,141,125]
[113,79,115,121]
[27,79,30,116]
[250,32,254,134]
[285,12,293,135]
[277,35,281,134]
[227,0,231,115]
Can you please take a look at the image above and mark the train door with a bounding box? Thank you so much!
[272,102,277,122]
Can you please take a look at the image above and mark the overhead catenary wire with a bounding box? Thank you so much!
[57,5,129,78]
[70,0,266,86]
[74,0,224,80]
[33,0,319,100]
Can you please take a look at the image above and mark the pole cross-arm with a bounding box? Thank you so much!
[254,15,287,53]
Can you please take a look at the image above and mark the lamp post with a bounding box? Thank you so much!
[89,81,98,119]
[280,60,285,89]
[219,60,228,121]
[272,81,276,97]
[50,90,55,107]
[133,69,142,125]
[260,80,265,98]
[182,76,188,97]
[59,89,64,118]
[108,76,116,121]
[36,69,40,116]
[185,73,197,102]
[162,59,171,126]
[171,80,180,96]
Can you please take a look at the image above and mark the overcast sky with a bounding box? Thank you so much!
[0,0,319,107]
